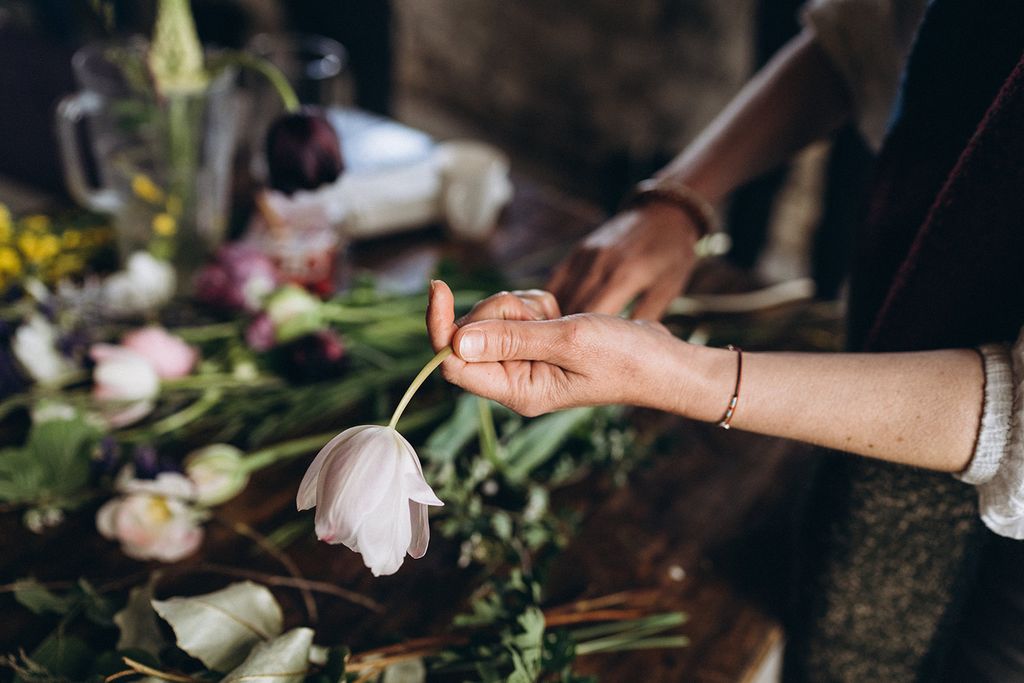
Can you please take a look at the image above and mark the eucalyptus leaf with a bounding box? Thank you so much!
[222,627,313,682]
[114,574,166,655]
[152,581,283,672]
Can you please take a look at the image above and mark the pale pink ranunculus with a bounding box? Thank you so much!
[96,493,204,562]
[122,326,198,379]
[296,425,443,576]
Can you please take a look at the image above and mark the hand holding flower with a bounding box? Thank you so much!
[427,280,691,417]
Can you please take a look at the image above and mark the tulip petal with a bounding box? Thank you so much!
[356,486,411,576]
[314,427,403,546]
[408,501,429,559]
[404,471,444,506]
[296,425,375,510]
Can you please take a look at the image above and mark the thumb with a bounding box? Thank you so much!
[452,318,573,364]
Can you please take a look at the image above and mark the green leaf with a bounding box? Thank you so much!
[0,415,100,507]
[114,574,166,655]
[503,408,594,483]
[152,581,283,672]
[21,633,92,680]
[421,393,480,463]
[11,578,75,615]
[222,627,312,682]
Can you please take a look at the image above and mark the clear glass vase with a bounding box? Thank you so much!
[56,40,239,291]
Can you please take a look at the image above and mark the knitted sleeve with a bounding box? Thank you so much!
[802,0,928,150]
[955,332,1024,538]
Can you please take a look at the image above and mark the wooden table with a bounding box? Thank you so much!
[0,174,818,681]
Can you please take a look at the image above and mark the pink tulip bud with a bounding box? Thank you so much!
[122,326,199,379]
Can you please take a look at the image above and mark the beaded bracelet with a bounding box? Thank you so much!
[716,345,743,430]
[623,177,719,238]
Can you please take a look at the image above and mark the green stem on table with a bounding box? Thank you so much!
[171,322,240,342]
[240,430,342,473]
[477,397,503,470]
[146,387,223,438]
[388,347,453,430]
[239,403,447,475]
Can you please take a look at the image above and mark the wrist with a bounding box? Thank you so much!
[665,342,740,422]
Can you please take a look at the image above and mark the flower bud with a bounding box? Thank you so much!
[265,107,344,195]
[122,326,198,379]
[265,284,322,343]
[185,444,250,506]
[90,345,161,402]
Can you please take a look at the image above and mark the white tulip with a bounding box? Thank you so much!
[297,425,443,576]
[91,344,161,402]
[12,315,75,386]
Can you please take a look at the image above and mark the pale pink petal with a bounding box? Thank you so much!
[296,425,375,511]
[355,487,412,576]
[95,499,121,539]
[408,501,430,559]
[314,427,403,545]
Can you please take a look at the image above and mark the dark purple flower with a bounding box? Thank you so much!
[131,444,181,480]
[277,329,348,381]
[91,436,122,478]
[194,243,281,312]
[265,107,344,195]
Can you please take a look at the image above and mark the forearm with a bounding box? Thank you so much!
[668,344,985,472]
[657,29,852,203]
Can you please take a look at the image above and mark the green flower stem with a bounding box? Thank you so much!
[214,51,299,112]
[239,404,447,475]
[388,347,453,430]
[171,322,240,342]
[149,387,223,437]
[241,431,340,473]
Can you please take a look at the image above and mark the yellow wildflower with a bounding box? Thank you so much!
[22,214,51,233]
[62,229,82,249]
[0,203,11,243]
[17,233,60,264]
[132,174,165,204]
[152,212,177,237]
[0,246,22,276]
[48,254,85,280]
[166,194,183,217]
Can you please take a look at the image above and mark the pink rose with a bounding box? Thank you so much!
[122,326,198,379]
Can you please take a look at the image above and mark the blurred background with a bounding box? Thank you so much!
[0,0,869,294]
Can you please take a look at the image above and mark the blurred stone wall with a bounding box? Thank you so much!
[391,0,756,203]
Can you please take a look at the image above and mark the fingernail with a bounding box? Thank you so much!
[458,330,485,360]
[429,279,437,293]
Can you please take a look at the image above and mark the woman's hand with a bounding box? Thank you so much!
[427,281,693,416]
[545,203,701,320]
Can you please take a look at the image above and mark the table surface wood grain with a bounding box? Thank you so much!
[0,174,817,682]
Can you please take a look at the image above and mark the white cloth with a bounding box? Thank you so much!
[802,0,928,150]
[958,332,1024,539]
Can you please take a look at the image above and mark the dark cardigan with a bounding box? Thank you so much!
[783,0,1024,680]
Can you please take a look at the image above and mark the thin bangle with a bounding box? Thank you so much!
[717,345,743,430]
